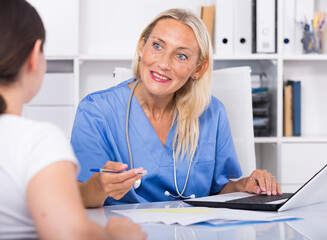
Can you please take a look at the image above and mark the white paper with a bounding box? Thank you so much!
[112,206,295,226]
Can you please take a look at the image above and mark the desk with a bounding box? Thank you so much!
[86,201,327,240]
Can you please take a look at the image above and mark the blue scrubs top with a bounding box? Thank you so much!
[71,79,242,205]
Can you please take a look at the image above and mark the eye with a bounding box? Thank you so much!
[153,42,162,50]
[177,53,188,60]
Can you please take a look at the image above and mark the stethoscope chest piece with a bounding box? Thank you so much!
[134,179,141,189]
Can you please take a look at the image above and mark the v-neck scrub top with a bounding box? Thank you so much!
[71,79,242,205]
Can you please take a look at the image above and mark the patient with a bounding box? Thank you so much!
[0,0,146,239]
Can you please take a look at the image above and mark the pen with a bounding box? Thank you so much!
[90,168,146,176]
[320,20,325,30]
[314,16,319,29]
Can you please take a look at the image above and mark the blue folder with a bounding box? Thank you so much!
[287,80,301,136]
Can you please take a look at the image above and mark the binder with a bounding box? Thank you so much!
[287,80,301,136]
[256,0,276,53]
[283,85,293,136]
[215,0,234,55]
[233,0,252,54]
[294,0,314,54]
[201,5,215,44]
[283,0,296,55]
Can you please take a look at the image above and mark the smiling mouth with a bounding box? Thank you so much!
[151,71,171,82]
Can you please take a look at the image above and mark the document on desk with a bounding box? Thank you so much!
[111,207,296,226]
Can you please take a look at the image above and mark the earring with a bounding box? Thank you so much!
[193,76,196,82]
[138,56,141,62]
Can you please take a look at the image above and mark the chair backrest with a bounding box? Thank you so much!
[211,66,256,177]
[113,66,256,177]
[113,67,133,85]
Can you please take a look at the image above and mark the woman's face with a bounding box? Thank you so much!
[137,18,201,98]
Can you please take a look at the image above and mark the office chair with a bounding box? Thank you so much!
[113,66,256,177]
[211,67,256,178]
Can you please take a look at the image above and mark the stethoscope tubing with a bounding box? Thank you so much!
[125,79,140,170]
[125,78,194,198]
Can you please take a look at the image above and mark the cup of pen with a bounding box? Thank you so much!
[303,29,323,54]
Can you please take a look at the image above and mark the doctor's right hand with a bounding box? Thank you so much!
[97,161,147,200]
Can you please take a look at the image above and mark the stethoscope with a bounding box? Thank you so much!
[125,79,195,199]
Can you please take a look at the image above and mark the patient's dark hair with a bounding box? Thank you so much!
[0,0,45,114]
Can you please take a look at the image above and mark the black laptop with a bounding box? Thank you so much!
[184,164,327,211]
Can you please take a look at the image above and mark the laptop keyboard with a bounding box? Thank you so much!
[226,193,293,204]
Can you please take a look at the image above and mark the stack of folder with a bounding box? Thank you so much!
[252,73,271,137]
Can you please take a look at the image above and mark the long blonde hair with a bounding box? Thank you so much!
[132,8,213,162]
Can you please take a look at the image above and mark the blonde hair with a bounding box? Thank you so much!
[132,8,213,162]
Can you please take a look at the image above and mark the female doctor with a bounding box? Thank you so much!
[71,8,282,208]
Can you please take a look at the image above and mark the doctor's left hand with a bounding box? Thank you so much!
[97,161,147,200]
[244,169,282,196]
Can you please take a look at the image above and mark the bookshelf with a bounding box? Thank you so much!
[27,0,327,193]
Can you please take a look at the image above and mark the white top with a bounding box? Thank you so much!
[0,114,78,239]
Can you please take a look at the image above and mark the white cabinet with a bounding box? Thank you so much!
[29,73,74,105]
[24,73,75,138]
[28,0,327,191]
[23,106,75,138]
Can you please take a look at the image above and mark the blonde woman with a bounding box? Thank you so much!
[71,8,282,208]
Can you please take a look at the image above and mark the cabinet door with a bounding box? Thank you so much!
[280,143,327,192]
[23,106,75,139]
[29,73,74,105]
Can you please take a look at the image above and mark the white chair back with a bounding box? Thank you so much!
[212,66,256,178]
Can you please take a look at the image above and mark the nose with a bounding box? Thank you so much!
[158,53,171,71]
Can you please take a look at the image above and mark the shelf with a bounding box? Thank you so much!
[49,54,282,61]
[283,54,327,61]
[255,136,327,143]
[214,54,278,60]
[254,137,278,143]
[47,54,327,61]
[281,137,327,143]
[31,0,327,185]
[79,55,133,61]
[214,54,327,61]
[45,56,77,60]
